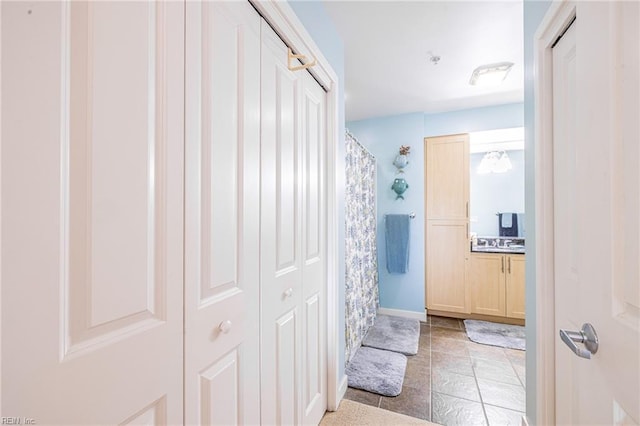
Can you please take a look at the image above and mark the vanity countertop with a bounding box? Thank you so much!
[470,236,525,255]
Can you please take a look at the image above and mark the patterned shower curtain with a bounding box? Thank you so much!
[345,131,379,363]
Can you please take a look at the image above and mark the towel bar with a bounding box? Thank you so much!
[384,212,416,219]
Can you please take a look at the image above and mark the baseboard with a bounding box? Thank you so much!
[377,307,427,322]
[327,374,347,411]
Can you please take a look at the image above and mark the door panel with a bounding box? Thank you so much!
[261,20,327,425]
[505,256,525,319]
[300,66,327,425]
[2,2,184,423]
[469,254,505,316]
[184,2,260,425]
[553,3,640,424]
[261,21,303,425]
[426,221,469,313]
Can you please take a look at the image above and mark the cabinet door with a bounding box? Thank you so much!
[506,255,526,319]
[469,254,506,316]
[426,221,469,313]
[425,134,470,220]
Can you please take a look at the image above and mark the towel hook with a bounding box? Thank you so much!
[288,48,317,71]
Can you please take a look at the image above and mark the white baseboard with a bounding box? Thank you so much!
[377,307,427,322]
[329,374,347,412]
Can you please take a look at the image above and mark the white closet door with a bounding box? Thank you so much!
[299,65,328,425]
[184,2,261,425]
[2,2,185,424]
[260,20,327,426]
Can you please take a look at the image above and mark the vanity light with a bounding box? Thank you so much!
[477,150,513,174]
[469,62,514,86]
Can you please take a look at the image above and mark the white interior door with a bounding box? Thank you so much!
[260,20,327,425]
[1,2,185,423]
[553,3,640,424]
[184,2,261,425]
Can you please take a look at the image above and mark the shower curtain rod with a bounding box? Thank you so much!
[346,129,376,159]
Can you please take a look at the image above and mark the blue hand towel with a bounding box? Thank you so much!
[385,214,411,274]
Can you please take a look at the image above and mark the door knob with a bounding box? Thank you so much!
[218,320,232,334]
[283,288,294,298]
[559,323,598,359]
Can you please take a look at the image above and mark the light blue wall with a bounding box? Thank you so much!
[347,113,426,313]
[348,103,524,316]
[523,1,552,424]
[470,150,525,237]
[288,0,347,377]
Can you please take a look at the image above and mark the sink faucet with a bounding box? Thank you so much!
[503,239,513,248]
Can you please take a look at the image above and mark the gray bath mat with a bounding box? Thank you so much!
[463,319,525,351]
[362,314,420,355]
[346,346,407,397]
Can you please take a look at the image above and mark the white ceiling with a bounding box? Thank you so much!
[322,1,524,121]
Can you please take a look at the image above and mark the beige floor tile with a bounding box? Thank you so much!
[484,404,525,426]
[431,350,474,376]
[431,336,470,355]
[431,326,469,341]
[466,342,509,362]
[430,316,463,330]
[380,385,431,420]
[477,378,526,412]
[431,369,481,402]
[432,392,487,426]
[471,358,521,385]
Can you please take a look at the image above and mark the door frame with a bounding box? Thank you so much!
[532,1,576,424]
[249,0,344,411]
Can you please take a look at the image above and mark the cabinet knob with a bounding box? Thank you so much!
[218,320,232,334]
[284,288,294,298]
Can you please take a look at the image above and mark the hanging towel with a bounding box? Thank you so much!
[499,213,518,237]
[385,214,411,274]
[517,213,525,237]
[501,213,513,228]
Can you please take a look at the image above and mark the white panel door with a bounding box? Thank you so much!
[184,2,261,425]
[1,2,184,424]
[260,21,327,425]
[553,3,640,424]
[299,61,328,425]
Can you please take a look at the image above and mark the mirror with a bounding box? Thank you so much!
[469,127,525,238]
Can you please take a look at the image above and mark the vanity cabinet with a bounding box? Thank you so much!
[469,253,525,319]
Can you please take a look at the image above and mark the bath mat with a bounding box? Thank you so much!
[346,346,407,397]
[463,319,525,351]
[362,314,420,355]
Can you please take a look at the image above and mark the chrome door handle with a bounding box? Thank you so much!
[559,323,599,359]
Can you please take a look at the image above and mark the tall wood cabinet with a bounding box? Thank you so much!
[425,134,470,313]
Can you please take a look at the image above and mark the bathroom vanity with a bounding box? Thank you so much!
[468,237,525,320]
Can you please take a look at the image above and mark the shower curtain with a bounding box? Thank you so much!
[345,131,379,363]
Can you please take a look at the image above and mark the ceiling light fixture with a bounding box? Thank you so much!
[469,62,514,86]
[477,151,513,174]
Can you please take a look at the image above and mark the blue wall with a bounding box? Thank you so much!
[288,0,347,378]
[523,1,552,423]
[348,103,524,316]
[347,113,426,313]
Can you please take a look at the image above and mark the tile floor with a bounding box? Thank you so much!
[344,315,526,426]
